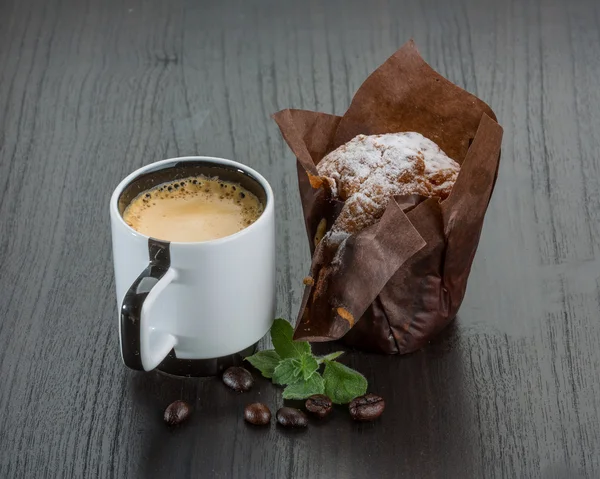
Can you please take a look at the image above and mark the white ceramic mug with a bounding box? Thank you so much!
[109,156,276,375]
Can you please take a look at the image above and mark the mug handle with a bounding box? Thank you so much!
[120,239,178,371]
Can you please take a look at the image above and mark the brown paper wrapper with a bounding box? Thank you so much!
[273,41,503,354]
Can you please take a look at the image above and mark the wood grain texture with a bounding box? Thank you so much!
[1,0,599,477]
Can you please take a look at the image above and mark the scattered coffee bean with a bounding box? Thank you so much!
[305,394,332,418]
[222,367,254,392]
[349,394,385,421]
[276,407,308,428]
[163,400,192,426]
[244,403,271,425]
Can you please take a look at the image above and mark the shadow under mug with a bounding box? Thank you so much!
[109,157,276,376]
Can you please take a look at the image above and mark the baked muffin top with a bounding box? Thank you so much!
[315,132,460,235]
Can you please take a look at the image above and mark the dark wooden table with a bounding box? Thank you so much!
[1,0,600,477]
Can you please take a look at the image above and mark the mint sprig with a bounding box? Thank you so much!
[245,318,367,404]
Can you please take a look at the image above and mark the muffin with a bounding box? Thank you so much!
[311,132,460,236]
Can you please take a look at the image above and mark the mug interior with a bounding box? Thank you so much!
[117,160,269,219]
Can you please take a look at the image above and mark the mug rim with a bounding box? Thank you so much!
[109,156,274,246]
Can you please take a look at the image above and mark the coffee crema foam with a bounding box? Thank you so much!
[123,176,264,242]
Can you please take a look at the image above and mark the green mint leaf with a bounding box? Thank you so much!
[323,361,368,404]
[270,318,311,359]
[317,351,344,364]
[282,373,325,400]
[244,350,281,379]
[298,353,319,381]
[272,358,303,385]
[273,353,319,385]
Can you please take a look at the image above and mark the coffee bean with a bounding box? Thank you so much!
[348,394,385,421]
[244,403,271,426]
[164,400,192,426]
[305,394,332,418]
[222,367,254,392]
[276,407,308,428]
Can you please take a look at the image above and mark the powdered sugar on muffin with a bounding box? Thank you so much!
[315,132,460,235]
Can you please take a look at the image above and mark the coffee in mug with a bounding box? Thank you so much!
[122,176,264,242]
[110,157,276,376]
